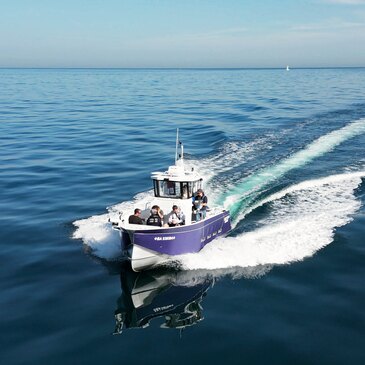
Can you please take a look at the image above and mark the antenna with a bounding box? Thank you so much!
[175,128,179,163]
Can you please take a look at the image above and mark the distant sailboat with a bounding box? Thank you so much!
[286,65,290,71]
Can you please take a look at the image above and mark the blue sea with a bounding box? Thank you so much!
[0,68,364,365]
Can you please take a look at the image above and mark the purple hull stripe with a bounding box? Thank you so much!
[122,211,231,256]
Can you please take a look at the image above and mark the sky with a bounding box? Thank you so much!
[1,0,365,68]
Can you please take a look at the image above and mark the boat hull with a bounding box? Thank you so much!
[120,211,231,271]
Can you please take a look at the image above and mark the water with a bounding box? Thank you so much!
[0,68,364,365]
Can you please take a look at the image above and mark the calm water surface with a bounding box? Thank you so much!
[0,68,364,365]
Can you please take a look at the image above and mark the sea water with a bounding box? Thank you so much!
[0,68,364,365]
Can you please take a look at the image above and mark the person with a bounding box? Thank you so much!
[168,205,185,227]
[146,205,163,227]
[192,189,208,221]
[182,183,189,198]
[128,208,144,225]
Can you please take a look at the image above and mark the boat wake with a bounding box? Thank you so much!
[73,118,365,275]
[175,171,363,271]
[73,191,154,259]
[222,118,365,221]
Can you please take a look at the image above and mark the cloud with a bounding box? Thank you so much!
[160,27,249,42]
[196,27,248,37]
[323,0,365,4]
[291,18,365,32]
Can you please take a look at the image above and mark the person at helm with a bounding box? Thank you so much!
[192,189,208,221]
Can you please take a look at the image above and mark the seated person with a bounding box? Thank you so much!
[146,205,163,227]
[128,208,144,225]
[168,205,185,227]
[192,189,208,221]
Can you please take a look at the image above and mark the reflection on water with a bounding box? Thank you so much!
[111,262,273,334]
[114,268,213,333]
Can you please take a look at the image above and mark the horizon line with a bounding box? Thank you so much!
[1,66,365,70]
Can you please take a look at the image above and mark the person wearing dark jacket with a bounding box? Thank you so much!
[128,208,144,225]
[146,205,163,227]
[192,189,208,221]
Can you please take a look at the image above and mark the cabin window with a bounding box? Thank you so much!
[153,180,159,197]
[182,183,189,198]
[156,180,181,198]
[182,182,194,198]
[192,180,202,194]
[153,180,202,198]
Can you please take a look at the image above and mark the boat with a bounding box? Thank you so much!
[113,267,213,333]
[286,65,290,71]
[110,129,232,271]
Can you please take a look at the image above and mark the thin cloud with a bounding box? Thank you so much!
[323,0,365,4]
[139,27,250,45]
[186,27,249,39]
[204,27,248,35]
[291,18,365,32]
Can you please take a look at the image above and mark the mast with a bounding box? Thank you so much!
[175,128,179,164]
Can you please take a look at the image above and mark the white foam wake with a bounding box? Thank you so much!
[73,191,154,259]
[184,136,275,205]
[73,171,363,274]
[223,118,365,220]
[73,214,121,259]
[176,171,364,271]
[72,119,364,271]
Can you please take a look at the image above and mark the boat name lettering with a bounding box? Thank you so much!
[154,236,176,241]
[153,304,174,312]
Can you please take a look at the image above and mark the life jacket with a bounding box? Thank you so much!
[193,195,207,210]
[146,214,162,227]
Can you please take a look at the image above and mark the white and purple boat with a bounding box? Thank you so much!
[111,130,231,271]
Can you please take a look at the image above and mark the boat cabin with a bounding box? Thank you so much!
[149,162,203,225]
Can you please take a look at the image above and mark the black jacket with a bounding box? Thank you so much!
[146,214,162,227]
[128,215,143,225]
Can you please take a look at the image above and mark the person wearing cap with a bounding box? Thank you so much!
[128,208,144,225]
[192,189,208,221]
[168,205,185,227]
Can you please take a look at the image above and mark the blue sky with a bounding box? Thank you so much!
[1,0,365,67]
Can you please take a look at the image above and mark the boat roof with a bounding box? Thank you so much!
[151,161,202,182]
